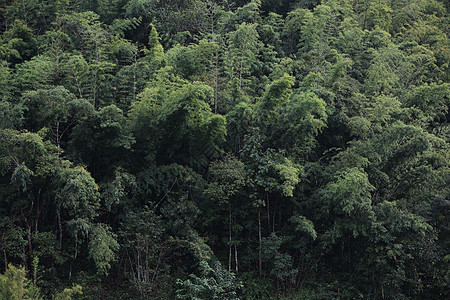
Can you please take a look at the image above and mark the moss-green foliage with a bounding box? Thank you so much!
[176,261,242,300]
[0,264,42,299]
[53,285,82,300]
[0,0,448,299]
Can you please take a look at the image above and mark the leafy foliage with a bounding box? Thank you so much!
[0,0,448,299]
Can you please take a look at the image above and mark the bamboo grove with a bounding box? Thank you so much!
[0,0,448,299]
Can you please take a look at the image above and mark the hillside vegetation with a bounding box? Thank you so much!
[0,0,448,299]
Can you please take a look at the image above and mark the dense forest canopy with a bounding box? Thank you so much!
[0,0,448,299]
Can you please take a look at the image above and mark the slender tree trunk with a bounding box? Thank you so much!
[26,226,32,259]
[56,119,61,157]
[69,241,78,280]
[57,209,62,250]
[228,203,232,272]
[272,197,278,233]
[258,207,262,277]
[234,210,238,273]
[211,7,219,114]
[214,49,219,113]
[266,192,270,232]
[132,50,137,102]
[136,249,141,282]
[234,244,238,272]
[239,55,243,89]
[21,209,33,264]
[93,43,101,107]
[72,63,83,98]
[35,187,41,232]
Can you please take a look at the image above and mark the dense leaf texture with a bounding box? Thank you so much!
[0,0,448,299]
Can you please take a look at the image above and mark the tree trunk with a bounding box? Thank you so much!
[234,244,238,273]
[132,50,137,102]
[234,210,238,273]
[56,119,61,157]
[239,55,243,89]
[21,209,33,264]
[228,204,232,272]
[266,192,270,232]
[57,209,63,250]
[35,187,42,232]
[69,242,78,280]
[272,197,278,233]
[258,207,262,277]
[214,49,219,113]
[26,226,32,260]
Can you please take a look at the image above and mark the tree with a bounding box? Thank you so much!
[176,261,242,300]
[204,155,246,272]
[241,130,302,277]
[52,284,82,300]
[68,104,134,179]
[114,24,165,110]
[0,264,41,300]
[22,86,93,155]
[0,19,35,64]
[119,208,171,298]
[225,22,261,91]
[129,79,226,169]
[88,223,119,276]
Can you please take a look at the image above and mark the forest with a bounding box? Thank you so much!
[0,0,448,299]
